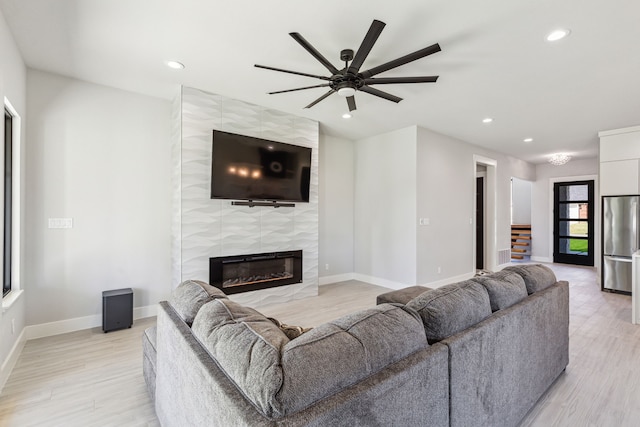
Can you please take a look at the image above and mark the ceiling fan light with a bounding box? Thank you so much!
[337,87,356,97]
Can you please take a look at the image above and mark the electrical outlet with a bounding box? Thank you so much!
[437,267,441,274]
[11,318,15,335]
[325,264,329,271]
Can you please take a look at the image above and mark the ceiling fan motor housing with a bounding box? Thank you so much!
[340,49,354,62]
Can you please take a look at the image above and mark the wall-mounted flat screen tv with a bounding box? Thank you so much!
[210,130,312,203]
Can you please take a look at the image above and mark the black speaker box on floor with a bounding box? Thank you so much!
[102,288,133,332]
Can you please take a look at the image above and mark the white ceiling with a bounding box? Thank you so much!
[2,0,639,164]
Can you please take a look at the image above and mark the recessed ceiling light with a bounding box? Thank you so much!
[546,29,571,42]
[342,113,352,119]
[482,118,493,124]
[166,60,185,69]
[523,138,533,143]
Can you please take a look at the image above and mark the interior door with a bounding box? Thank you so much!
[553,180,595,266]
[476,176,484,270]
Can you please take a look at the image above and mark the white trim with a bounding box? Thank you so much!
[352,273,408,290]
[0,327,26,393]
[319,273,356,286]
[3,98,22,295]
[473,155,498,272]
[598,125,640,138]
[548,175,599,268]
[1,289,23,313]
[418,271,475,289]
[531,256,553,263]
[24,304,158,340]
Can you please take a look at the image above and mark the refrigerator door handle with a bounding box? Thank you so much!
[604,255,633,263]
[633,200,638,253]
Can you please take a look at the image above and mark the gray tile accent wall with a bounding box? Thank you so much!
[173,87,319,306]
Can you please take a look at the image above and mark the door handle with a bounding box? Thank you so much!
[605,256,633,263]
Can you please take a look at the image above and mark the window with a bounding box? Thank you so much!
[3,108,12,296]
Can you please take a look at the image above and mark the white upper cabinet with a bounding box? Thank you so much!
[600,126,640,196]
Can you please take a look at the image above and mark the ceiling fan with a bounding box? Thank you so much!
[255,19,441,112]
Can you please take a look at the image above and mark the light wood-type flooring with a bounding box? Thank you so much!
[0,263,638,426]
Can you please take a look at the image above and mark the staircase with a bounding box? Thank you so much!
[511,224,531,260]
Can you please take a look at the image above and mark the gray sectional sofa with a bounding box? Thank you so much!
[144,265,569,427]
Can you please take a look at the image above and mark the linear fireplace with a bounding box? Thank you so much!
[209,250,303,295]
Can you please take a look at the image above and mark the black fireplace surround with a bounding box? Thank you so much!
[209,250,302,295]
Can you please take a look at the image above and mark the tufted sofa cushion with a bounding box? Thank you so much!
[191,301,428,418]
[407,280,491,344]
[277,304,428,415]
[502,264,557,294]
[169,280,227,325]
[471,270,528,312]
[191,298,289,418]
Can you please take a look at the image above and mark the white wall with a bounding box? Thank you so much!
[417,127,475,283]
[512,177,532,224]
[319,134,354,280]
[25,70,173,328]
[354,127,417,287]
[415,127,535,284]
[531,158,599,262]
[0,6,27,390]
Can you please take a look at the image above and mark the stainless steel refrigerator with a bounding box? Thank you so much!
[602,195,640,293]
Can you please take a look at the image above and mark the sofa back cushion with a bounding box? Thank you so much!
[471,270,528,312]
[277,304,428,415]
[169,280,227,325]
[503,264,557,294]
[191,299,289,418]
[407,280,491,344]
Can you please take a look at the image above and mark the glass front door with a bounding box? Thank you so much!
[553,180,594,266]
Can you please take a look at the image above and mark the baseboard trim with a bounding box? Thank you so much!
[531,256,553,263]
[419,272,476,289]
[351,274,408,290]
[0,328,26,393]
[319,273,356,286]
[25,304,158,341]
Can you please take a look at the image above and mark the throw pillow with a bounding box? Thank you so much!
[267,317,313,340]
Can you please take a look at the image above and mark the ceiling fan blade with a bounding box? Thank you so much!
[289,32,340,75]
[347,96,357,112]
[304,90,335,109]
[255,64,330,81]
[364,76,439,85]
[359,86,403,103]
[268,84,331,95]
[360,43,441,79]
[347,20,386,75]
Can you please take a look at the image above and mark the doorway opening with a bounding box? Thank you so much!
[476,169,485,270]
[511,178,532,262]
[553,180,595,266]
[473,155,497,272]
